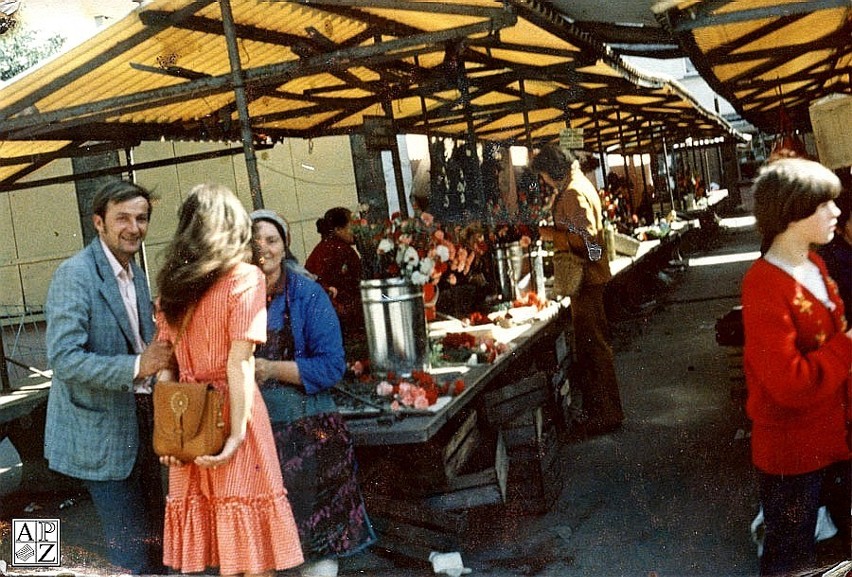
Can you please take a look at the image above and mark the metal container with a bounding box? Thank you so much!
[495,241,529,302]
[360,278,430,376]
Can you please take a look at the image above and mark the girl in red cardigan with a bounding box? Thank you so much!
[743,158,851,575]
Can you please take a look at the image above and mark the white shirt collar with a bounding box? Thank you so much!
[99,237,134,282]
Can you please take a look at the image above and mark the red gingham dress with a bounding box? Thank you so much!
[156,263,303,574]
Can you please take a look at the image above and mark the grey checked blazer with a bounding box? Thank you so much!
[44,239,155,481]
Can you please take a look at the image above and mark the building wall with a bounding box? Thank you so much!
[0,136,359,309]
[0,158,81,310]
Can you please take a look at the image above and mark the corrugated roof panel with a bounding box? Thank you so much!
[123,93,236,124]
[395,95,441,118]
[259,109,346,131]
[511,79,559,97]
[232,0,371,47]
[0,140,71,166]
[0,0,745,189]
[482,46,572,67]
[0,141,78,183]
[656,0,851,132]
[403,52,445,70]
[0,13,144,113]
[363,1,496,32]
[499,16,583,53]
[469,91,517,107]
[576,62,625,78]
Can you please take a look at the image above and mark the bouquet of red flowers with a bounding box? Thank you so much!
[352,205,457,287]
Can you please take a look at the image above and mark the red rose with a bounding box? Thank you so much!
[453,379,465,395]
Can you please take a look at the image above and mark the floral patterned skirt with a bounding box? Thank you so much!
[273,412,376,560]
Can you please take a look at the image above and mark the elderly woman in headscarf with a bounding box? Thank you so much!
[249,210,375,577]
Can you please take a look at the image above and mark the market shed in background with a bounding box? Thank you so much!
[0,0,744,203]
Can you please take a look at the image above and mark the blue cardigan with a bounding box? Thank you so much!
[258,268,346,424]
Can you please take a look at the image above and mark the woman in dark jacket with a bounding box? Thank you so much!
[305,207,365,348]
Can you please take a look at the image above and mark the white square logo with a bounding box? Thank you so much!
[11,519,61,567]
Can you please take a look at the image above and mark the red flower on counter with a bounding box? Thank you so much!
[373,369,464,411]
[464,311,491,326]
[438,332,510,365]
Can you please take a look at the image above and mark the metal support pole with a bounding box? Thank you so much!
[593,104,607,190]
[636,124,648,199]
[456,54,484,220]
[416,55,432,138]
[716,143,724,188]
[0,322,10,392]
[382,98,410,219]
[219,0,264,209]
[662,134,675,210]
[648,123,662,215]
[616,107,628,185]
[690,145,697,184]
[520,78,532,151]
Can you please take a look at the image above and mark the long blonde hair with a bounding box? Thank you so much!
[157,183,252,326]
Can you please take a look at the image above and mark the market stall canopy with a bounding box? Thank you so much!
[653,0,851,134]
[0,0,744,188]
[548,0,686,59]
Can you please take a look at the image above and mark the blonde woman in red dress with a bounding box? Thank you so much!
[155,184,303,576]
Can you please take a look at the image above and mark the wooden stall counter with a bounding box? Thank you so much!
[339,302,565,446]
[337,302,572,561]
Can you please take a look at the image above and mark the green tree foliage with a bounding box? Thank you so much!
[0,29,65,81]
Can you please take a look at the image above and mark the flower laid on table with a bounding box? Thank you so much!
[337,363,465,412]
[432,332,510,365]
[352,204,456,286]
[374,370,465,411]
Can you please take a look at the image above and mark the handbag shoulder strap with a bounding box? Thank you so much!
[171,304,197,378]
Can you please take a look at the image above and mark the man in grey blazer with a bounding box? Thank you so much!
[44,179,173,574]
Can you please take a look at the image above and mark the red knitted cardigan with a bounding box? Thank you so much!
[742,252,851,475]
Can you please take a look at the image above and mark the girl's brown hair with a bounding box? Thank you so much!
[752,158,841,254]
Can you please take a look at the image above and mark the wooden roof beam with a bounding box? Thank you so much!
[667,0,849,33]
[0,15,516,140]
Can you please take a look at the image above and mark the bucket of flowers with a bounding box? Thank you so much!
[351,204,457,376]
[352,204,455,287]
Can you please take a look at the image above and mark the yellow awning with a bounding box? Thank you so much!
[0,0,745,187]
[653,0,851,134]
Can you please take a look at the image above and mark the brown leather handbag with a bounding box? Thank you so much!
[152,307,227,462]
[153,381,226,462]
